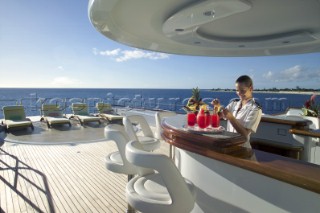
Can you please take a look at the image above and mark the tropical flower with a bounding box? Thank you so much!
[302,94,319,117]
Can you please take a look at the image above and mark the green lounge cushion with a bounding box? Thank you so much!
[9,115,23,121]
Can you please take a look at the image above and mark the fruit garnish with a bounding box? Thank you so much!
[212,99,221,114]
[200,104,209,112]
[183,87,207,113]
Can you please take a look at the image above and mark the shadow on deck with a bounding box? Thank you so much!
[0,148,55,212]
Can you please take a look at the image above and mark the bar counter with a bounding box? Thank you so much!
[161,114,320,213]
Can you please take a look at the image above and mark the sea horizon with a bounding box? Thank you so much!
[0,88,315,117]
[1,87,319,95]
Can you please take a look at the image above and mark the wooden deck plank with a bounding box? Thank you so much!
[27,144,106,213]
[1,139,169,213]
[59,143,127,212]
[2,145,47,213]
[17,145,46,213]
[23,145,72,213]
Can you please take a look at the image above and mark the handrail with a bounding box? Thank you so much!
[260,115,311,128]
[290,129,320,138]
[0,96,188,118]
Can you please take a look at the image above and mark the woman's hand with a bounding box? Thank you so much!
[222,108,251,138]
[222,108,233,120]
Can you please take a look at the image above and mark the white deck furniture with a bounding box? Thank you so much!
[123,115,160,151]
[41,104,71,128]
[71,103,101,126]
[96,102,123,123]
[155,111,176,157]
[154,111,177,139]
[2,105,34,132]
[105,124,142,176]
[284,109,320,164]
[104,124,152,213]
[125,140,196,213]
[290,115,320,164]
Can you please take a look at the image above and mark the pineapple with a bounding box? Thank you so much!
[183,87,207,112]
[187,87,201,106]
[191,87,201,103]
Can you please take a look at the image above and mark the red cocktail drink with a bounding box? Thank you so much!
[187,112,196,126]
[211,114,220,128]
[205,113,211,128]
[197,109,207,129]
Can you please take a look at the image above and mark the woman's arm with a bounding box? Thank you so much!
[222,108,251,138]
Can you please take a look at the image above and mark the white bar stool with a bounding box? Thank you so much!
[155,111,177,158]
[104,124,153,213]
[125,140,196,213]
[123,115,160,151]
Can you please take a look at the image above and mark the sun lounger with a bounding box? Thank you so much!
[96,103,123,123]
[41,104,71,128]
[71,103,101,126]
[2,105,34,132]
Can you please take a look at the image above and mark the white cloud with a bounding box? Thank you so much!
[50,76,82,87]
[280,65,303,81]
[262,65,320,82]
[93,48,169,62]
[100,48,121,56]
[57,66,64,71]
[262,71,273,79]
[92,48,98,55]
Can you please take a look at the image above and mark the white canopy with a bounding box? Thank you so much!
[88,0,320,56]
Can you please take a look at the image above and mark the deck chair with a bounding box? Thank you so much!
[2,105,34,132]
[96,103,123,123]
[71,103,101,126]
[41,104,71,128]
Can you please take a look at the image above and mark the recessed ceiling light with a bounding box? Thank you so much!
[203,11,215,17]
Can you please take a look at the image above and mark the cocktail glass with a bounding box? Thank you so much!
[187,112,196,127]
[211,114,220,128]
[197,113,207,129]
[205,113,211,128]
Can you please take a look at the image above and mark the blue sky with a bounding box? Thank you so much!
[1,0,320,89]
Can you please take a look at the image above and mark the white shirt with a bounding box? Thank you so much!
[226,98,262,148]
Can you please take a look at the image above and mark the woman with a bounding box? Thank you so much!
[214,75,262,149]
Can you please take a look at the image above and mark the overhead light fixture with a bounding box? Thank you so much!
[203,10,215,17]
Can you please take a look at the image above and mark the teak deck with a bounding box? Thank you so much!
[0,140,169,213]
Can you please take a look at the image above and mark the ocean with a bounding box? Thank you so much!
[0,88,314,118]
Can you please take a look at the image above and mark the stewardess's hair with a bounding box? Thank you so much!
[235,75,253,87]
